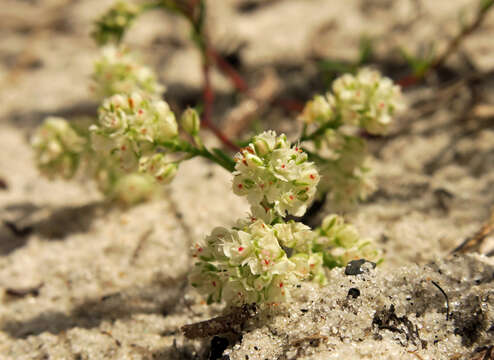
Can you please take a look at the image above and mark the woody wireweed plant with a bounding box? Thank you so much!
[31,0,406,306]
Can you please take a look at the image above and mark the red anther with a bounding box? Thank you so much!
[264,259,269,265]
[238,184,243,189]
[310,174,316,180]
[238,247,244,252]
[242,160,248,166]
[289,195,294,200]
[128,97,134,108]
[121,145,127,151]
[212,281,216,287]
[246,147,254,154]
[279,282,283,288]
[281,164,286,169]
[138,109,143,115]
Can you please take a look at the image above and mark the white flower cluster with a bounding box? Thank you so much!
[233,131,320,219]
[90,92,178,178]
[92,45,165,99]
[317,134,376,207]
[314,215,382,268]
[332,68,405,134]
[190,213,381,305]
[31,117,85,180]
[301,68,405,135]
[190,218,325,305]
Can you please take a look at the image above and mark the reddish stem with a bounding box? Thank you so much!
[396,74,420,88]
[201,47,240,152]
[210,48,248,93]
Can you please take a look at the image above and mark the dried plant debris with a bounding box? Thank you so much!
[182,304,259,339]
[5,283,43,299]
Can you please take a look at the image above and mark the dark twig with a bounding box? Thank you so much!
[431,280,450,321]
[5,283,44,298]
[452,207,494,254]
[398,0,494,88]
[431,0,494,70]
[0,177,8,190]
[129,228,153,265]
[3,220,33,237]
[182,303,258,339]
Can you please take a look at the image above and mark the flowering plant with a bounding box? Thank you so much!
[30,1,407,307]
[190,133,381,305]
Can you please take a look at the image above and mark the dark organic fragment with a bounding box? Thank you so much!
[5,283,43,298]
[345,259,376,276]
[182,304,258,339]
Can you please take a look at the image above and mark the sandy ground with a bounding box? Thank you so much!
[0,0,494,359]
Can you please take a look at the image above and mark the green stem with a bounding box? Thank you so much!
[300,117,341,142]
[156,139,235,172]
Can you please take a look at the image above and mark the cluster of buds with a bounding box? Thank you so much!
[313,215,381,268]
[90,92,178,177]
[233,131,320,219]
[92,45,165,99]
[190,218,325,305]
[31,117,86,180]
[91,1,140,45]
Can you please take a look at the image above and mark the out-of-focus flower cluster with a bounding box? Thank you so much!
[31,117,86,180]
[233,131,320,219]
[301,68,405,135]
[92,45,165,100]
[92,1,140,45]
[300,68,405,208]
[32,43,203,203]
[317,133,376,207]
[314,214,382,268]
[90,92,178,180]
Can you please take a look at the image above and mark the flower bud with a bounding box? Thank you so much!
[180,108,201,136]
